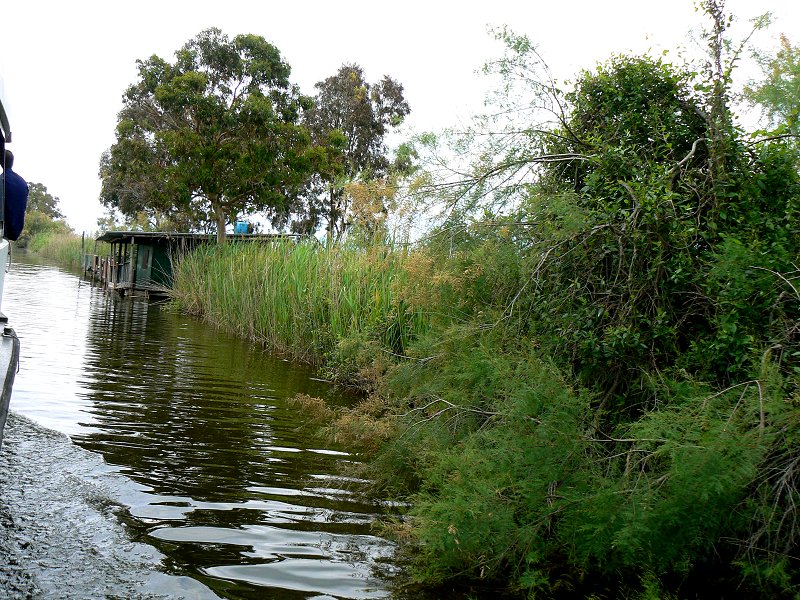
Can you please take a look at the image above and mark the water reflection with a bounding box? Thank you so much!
[5,256,393,599]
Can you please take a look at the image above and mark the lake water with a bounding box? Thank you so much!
[0,254,396,599]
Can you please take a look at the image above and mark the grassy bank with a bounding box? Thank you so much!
[24,231,86,270]
[171,239,427,376]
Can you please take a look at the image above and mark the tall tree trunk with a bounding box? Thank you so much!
[212,199,227,243]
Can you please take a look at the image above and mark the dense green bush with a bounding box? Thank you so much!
[15,210,72,249]
[383,225,799,598]
[376,49,800,598]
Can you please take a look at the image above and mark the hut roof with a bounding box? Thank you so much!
[95,231,299,244]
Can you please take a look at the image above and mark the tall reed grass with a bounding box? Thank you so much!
[170,239,427,365]
[25,231,87,269]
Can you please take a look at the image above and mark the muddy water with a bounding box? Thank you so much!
[0,255,395,599]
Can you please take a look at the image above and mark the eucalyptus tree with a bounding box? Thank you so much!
[296,64,410,239]
[100,28,314,242]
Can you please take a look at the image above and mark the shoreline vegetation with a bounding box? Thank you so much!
[170,240,427,371]
[167,213,799,600]
[22,231,85,269]
[25,4,800,598]
[166,13,800,595]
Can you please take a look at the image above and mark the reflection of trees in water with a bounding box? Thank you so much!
[75,293,355,505]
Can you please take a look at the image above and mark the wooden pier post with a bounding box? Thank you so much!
[128,237,136,291]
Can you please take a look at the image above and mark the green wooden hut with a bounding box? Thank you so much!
[92,232,214,295]
[90,231,299,296]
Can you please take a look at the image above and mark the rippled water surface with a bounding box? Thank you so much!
[2,255,394,599]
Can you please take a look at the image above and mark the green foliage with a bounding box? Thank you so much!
[296,64,411,239]
[745,34,800,134]
[100,28,315,241]
[26,230,86,268]
[384,234,800,596]
[492,50,800,409]
[25,182,64,220]
[14,181,70,249]
[371,6,800,598]
[554,55,707,197]
[399,340,589,585]
[564,384,766,574]
[530,56,713,398]
[384,311,790,594]
[170,239,428,379]
[16,210,72,249]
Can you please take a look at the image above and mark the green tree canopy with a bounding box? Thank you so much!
[26,182,65,220]
[745,34,800,134]
[99,28,315,242]
[294,64,410,239]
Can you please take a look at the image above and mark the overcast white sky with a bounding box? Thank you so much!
[1,0,797,233]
